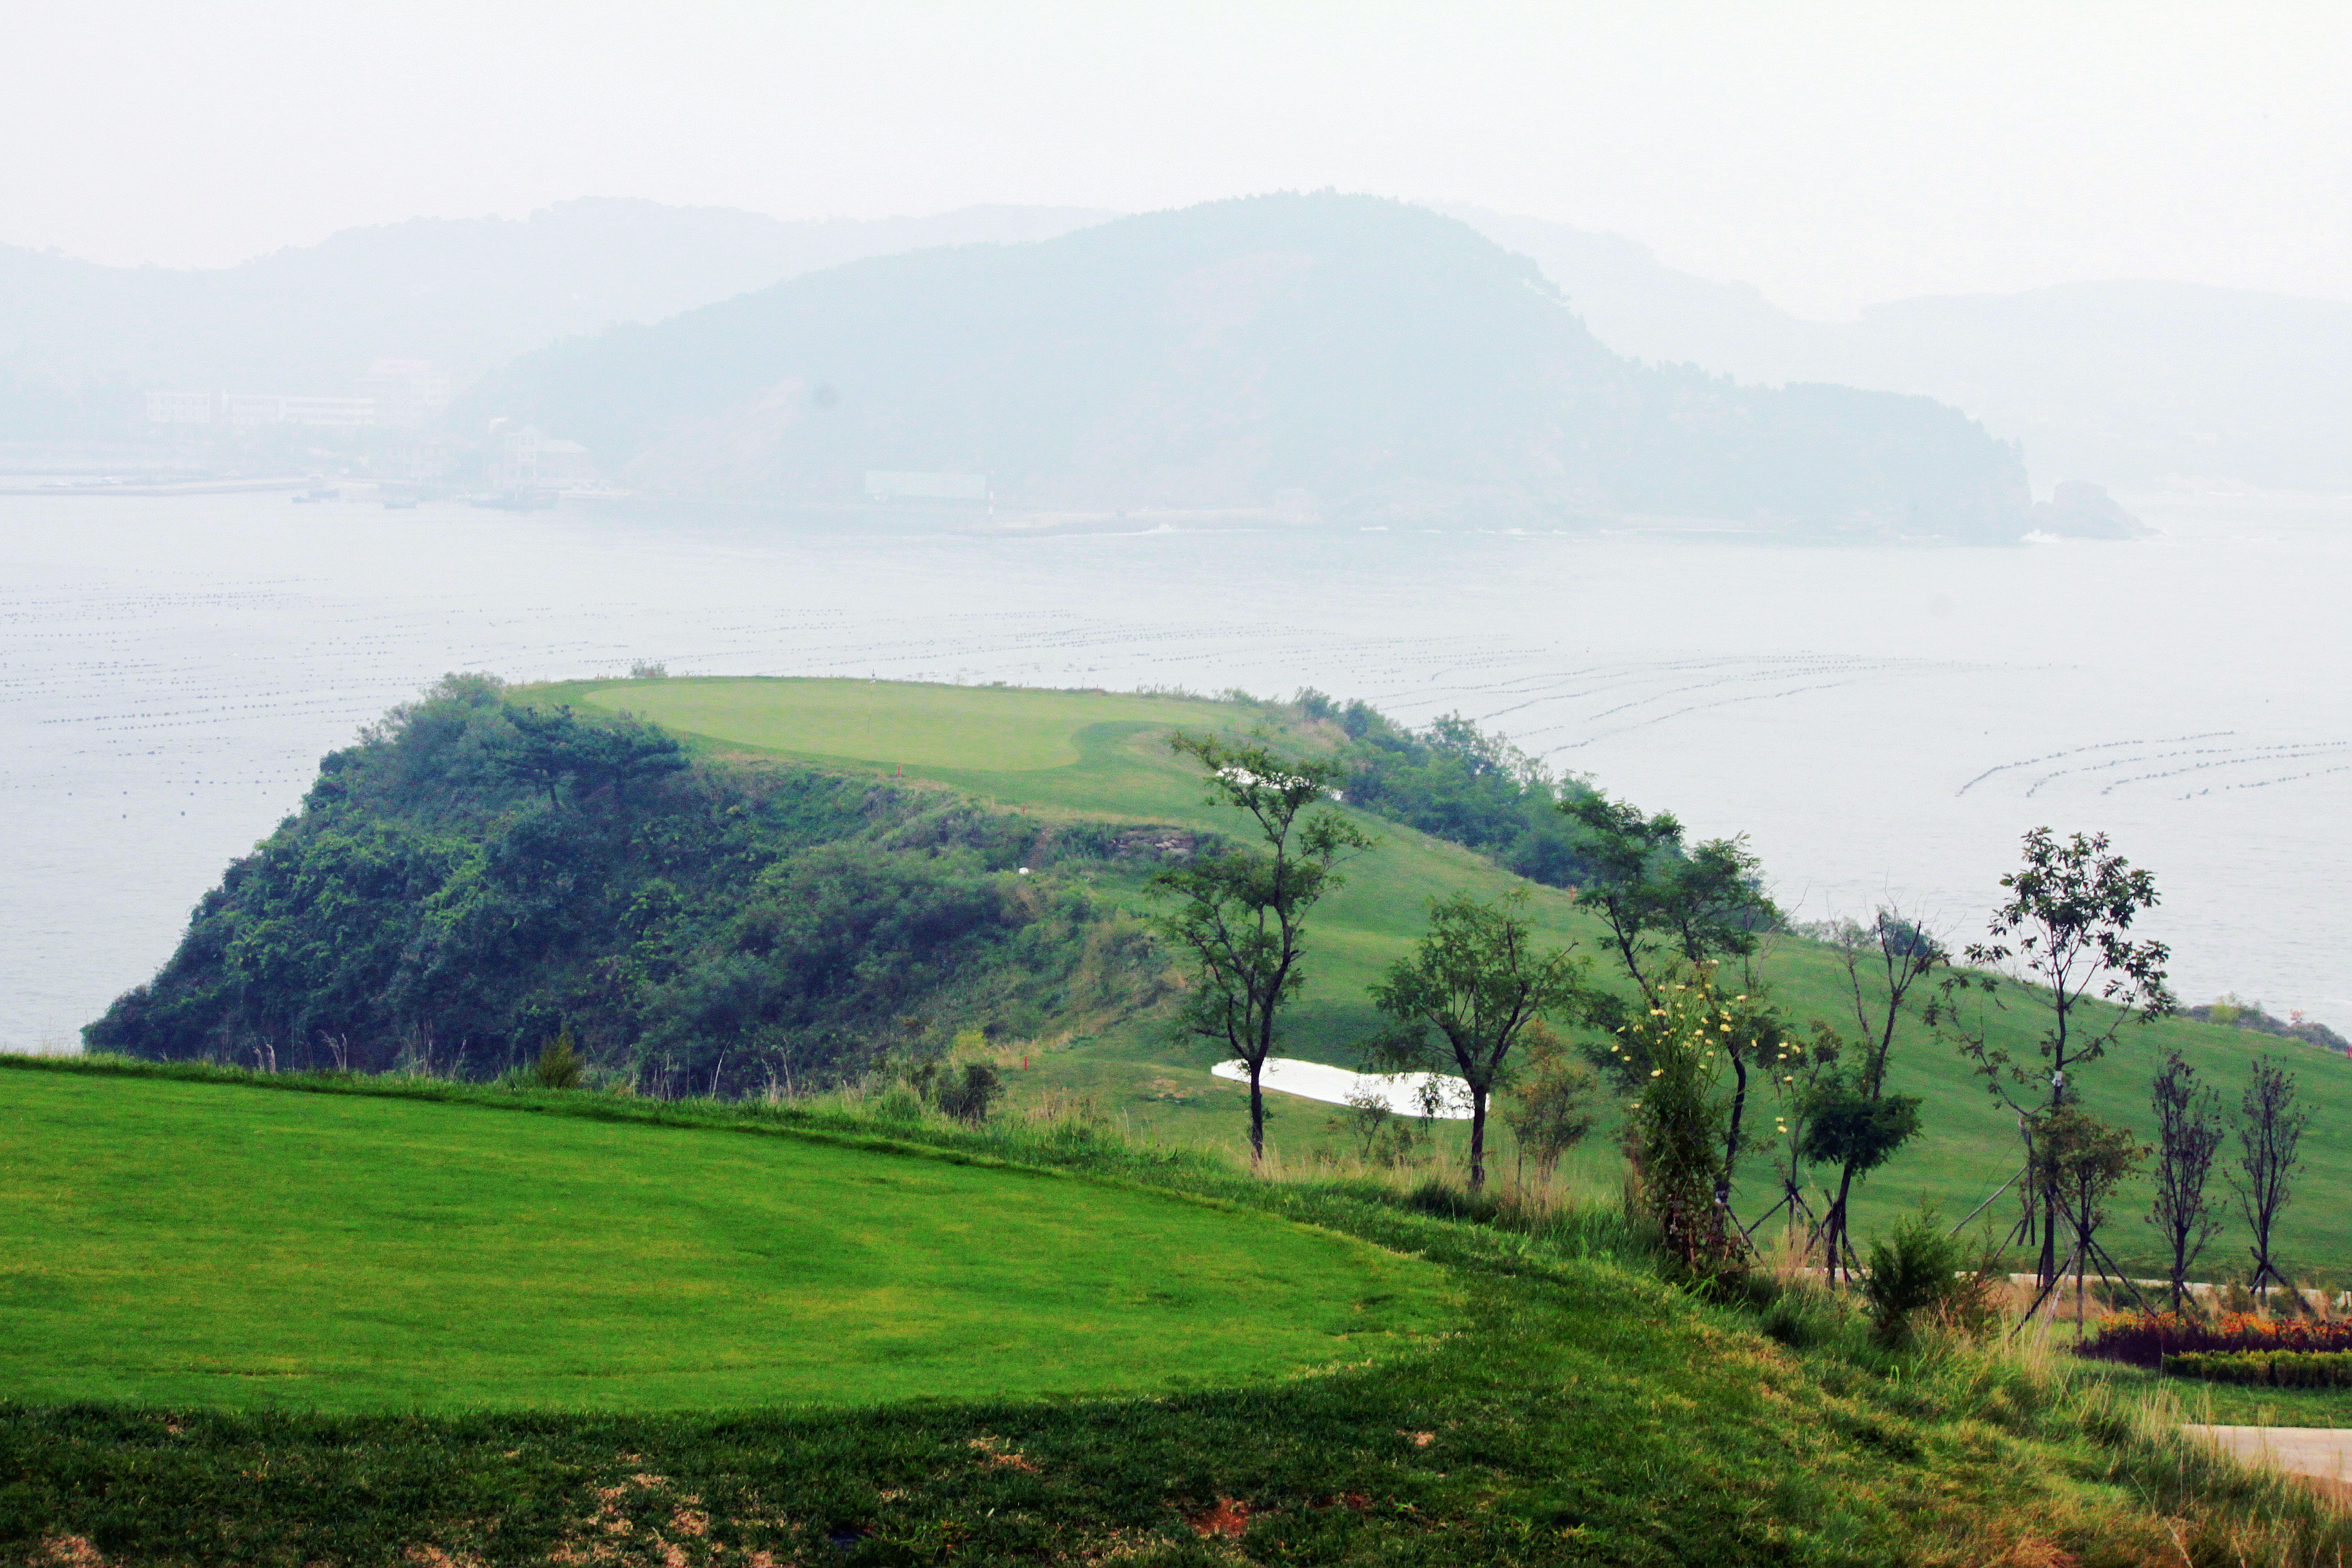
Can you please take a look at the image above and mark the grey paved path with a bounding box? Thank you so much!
[2183,1424,2352,1486]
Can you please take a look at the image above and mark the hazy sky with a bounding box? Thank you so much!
[7,1,2346,317]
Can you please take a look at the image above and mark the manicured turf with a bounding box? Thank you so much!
[7,1063,2345,1567]
[0,1071,1453,1413]
[564,676,2352,1279]
[580,679,1219,775]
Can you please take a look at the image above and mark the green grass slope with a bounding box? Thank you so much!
[7,1058,2345,1566]
[564,676,2352,1279]
[0,1070,1450,1413]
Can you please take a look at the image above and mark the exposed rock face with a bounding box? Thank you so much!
[2031,480,2152,539]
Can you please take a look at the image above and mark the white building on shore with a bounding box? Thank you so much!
[144,361,451,431]
[491,427,597,490]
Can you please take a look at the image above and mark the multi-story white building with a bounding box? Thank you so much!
[144,361,448,431]
[149,391,378,429]
[144,390,218,425]
[257,396,378,430]
[353,361,453,428]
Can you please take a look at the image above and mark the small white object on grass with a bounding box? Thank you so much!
[1209,1058,1474,1118]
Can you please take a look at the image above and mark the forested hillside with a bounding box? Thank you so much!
[86,676,1174,1089]
[466,193,2031,538]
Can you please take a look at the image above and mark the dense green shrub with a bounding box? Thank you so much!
[1861,1211,1998,1348]
[1321,702,1606,889]
[2164,1350,2352,1387]
[934,1062,1004,1125]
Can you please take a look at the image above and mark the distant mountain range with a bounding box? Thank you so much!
[463,193,2029,537]
[1448,207,2352,493]
[5,191,2343,499]
[0,201,1109,434]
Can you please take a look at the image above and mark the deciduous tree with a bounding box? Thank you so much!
[1558,790,1780,1212]
[2233,1055,2310,1296]
[1368,889,1592,1191]
[1948,828,2174,1291]
[1804,909,1941,1278]
[1557,791,1776,1007]
[2147,1051,2224,1313]
[1501,1022,1601,1183]
[1149,734,1373,1162]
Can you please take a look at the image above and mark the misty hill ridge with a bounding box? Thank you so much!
[1460,206,2352,491]
[469,194,2029,536]
[10,193,2338,495]
[0,200,1112,429]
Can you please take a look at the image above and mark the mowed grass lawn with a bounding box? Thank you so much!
[578,677,1221,777]
[0,1073,1454,1413]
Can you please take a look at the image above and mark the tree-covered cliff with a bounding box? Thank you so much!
[88,676,1172,1090]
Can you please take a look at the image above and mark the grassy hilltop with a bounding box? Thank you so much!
[560,675,2352,1280]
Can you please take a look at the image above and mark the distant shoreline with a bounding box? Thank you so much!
[0,476,313,497]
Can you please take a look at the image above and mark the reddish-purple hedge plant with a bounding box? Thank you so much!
[2076,1311,2352,1369]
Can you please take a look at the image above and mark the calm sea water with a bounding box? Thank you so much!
[3,491,2346,1050]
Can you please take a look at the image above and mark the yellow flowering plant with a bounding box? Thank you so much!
[1614,964,1780,1273]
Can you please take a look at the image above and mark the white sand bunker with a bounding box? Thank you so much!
[1209,1057,1474,1119]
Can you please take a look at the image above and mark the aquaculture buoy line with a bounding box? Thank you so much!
[1949,732,2352,803]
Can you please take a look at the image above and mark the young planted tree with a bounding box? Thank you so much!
[1502,1022,1601,1184]
[2233,1055,2310,1297]
[1368,888,1592,1192]
[2029,1107,2148,1324]
[1149,734,1373,1162]
[1948,828,2175,1291]
[1753,1021,1846,1254]
[2147,1051,2225,1314]
[1799,1081,1923,1283]
[1328,1086,1424,1169]
[1802,909,1942,1277]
